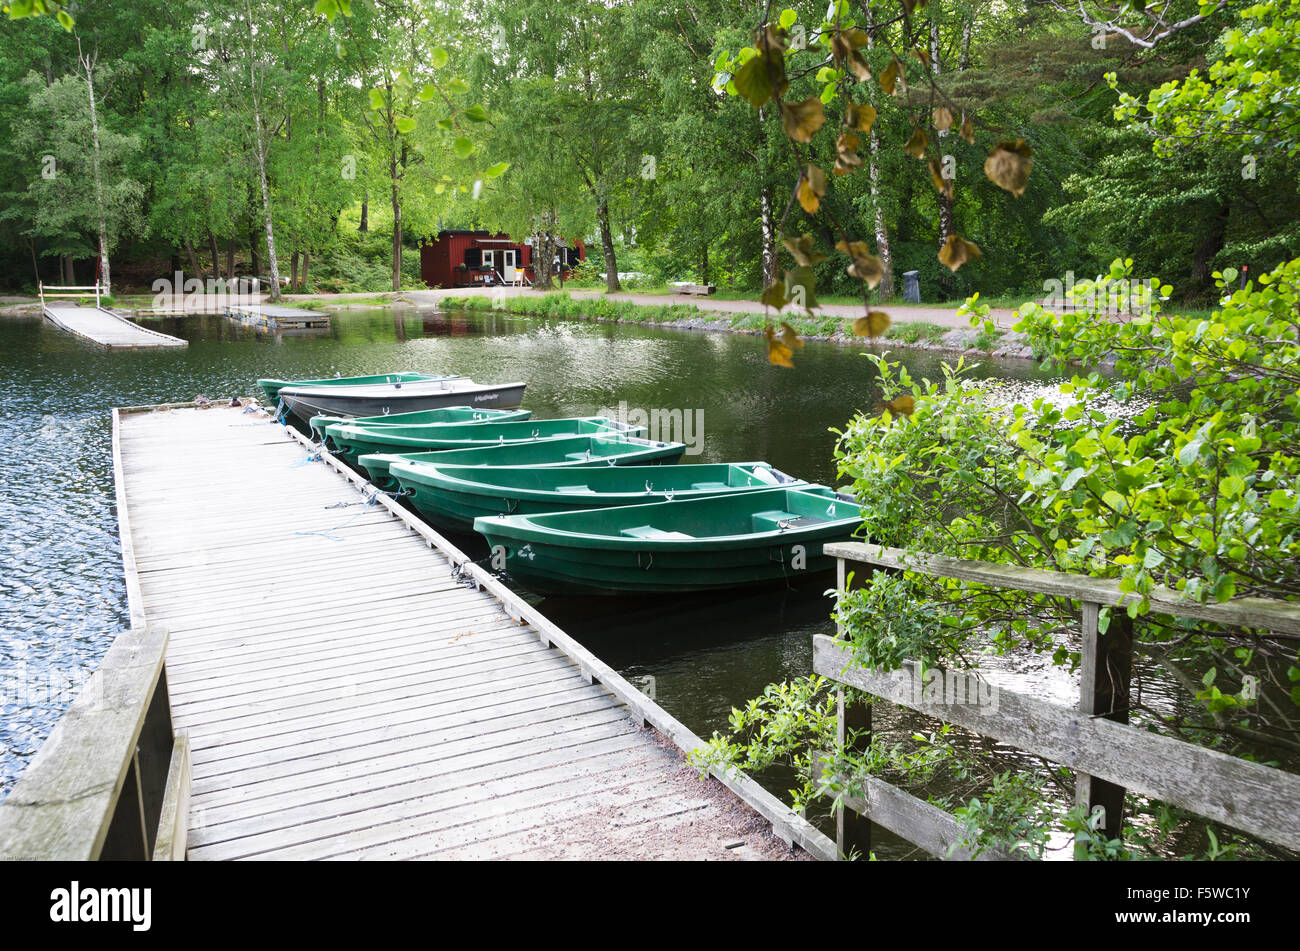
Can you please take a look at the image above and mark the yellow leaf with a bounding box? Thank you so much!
[882,394,915,416]
[783,232,828,267]
[836,239,884,288]
[779,321,805,349]
[880,58,901,95]
[928,157,952,197]
[781,96,827,143]
[852,310,891,337]
[984,139,1034,197]
[938,234,982,272]
[784,266,819,312]
[960,115,975,144]
[834,132,862,176]
[846,102,876,134]
[912,46,930,68]
[764,325,795,367]
[846,50,872,82]
[932,106,953,132]
[761,279,788,310]
[795,165,827,214]
[904,125,928,158]
[757,24,789,53]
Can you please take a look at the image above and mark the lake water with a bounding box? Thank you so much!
[0,305,1190,857]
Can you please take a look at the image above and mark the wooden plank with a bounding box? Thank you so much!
[827,542,1300,635]
[152,732,191,861]
[0,625,168,860]
[815,760,1018,861]
[815,634,1300,850]
[1075,600,1132,844]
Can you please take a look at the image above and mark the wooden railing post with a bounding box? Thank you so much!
[1075,601,1133,853]
[835,557,872,859]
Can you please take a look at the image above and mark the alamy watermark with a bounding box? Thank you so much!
[596,400,704,455]
[1042,270,1157,316]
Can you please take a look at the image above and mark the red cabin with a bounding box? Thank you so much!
[419,230,585,288]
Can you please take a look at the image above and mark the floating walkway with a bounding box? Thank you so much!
[112,403,833,860]
[224,303,330,330]
[43,304,187,349]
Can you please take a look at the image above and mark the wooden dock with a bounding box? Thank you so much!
[112,403,834,860]
[224,303,330,330]
[43,304,187,349]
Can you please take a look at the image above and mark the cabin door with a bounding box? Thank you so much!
[502,249,518,284]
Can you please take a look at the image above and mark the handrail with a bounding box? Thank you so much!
[817,542,1300,859]
[39,281,103,308]
[0,624,190,860]
[825,542,1300,635]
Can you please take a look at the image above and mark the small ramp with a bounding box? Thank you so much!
[41,282,186,349]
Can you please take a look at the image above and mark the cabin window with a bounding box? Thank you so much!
[464,247,482,268]
[481,249,495,269]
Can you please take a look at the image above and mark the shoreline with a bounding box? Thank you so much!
[3,287,1044,363]
[436,291,1042,362]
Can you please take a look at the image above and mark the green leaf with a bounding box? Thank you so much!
[462,104,489,122]
[431,47,449,69]
[453,136,476,159]
[1177,438,1204,467]
[779,8,798,29]
[368,88,385,111]
[484,161,510,178]
[394,116,416,134]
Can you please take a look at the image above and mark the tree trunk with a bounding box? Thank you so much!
[184,240,203,284]
[63,255,75,285]
[246,1,281,301]
[1191,203,1230,288]
[207,231,221,281]
[79,44,111,295]
[359,193,368,232]
[249,226,260,278]
[699,243,709,285]
[534,213,557,291]
[301,250,310,291]
[931,21,954,252]
[597,199,620,292]
[865,11,894,298]
[759,188,778,288]
[291,251,300,292]
[390,173,402,292]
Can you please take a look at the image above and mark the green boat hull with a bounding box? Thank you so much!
[359,435,686,491]
[258,372,453,405]
[308,406,531,444]
[393,462,807,532]
[327,416,644,467]
[475,486,863,596]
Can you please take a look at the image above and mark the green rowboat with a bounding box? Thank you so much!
[326,416,644,466]
[258,372,456,405]
[391,461,808,532]
[475,486,863,596]
[308,405,531,444]
[359,434,687,491]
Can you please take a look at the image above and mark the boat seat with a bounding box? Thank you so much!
[621,525,693,540]
[689,481,729,490]
[752,510,827,532]
[554,484,593,494]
